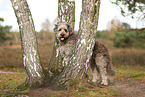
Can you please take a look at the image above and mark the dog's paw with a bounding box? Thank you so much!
[92,79,97,83]
[101,80,108,86]
[92,78,100,83]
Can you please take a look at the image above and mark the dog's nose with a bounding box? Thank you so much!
[61,33,64,37]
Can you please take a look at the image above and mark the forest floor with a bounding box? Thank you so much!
[0,68,145,97]
[111,77,145,97]
[0,41,145,97]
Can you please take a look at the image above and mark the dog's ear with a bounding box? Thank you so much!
[66,24,73,34]
[53,24,59,32]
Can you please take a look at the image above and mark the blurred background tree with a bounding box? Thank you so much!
[0,18,12,44]
[109,0,145,48]
[38,18,53,40]
[41,18,51,32]
[121,22,131,30]
[106,18,122,37]
[96,15,145,49]
[111,29,145,48]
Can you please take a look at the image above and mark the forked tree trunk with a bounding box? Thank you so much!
[10,0,48,88]
[53,0,101,89]
[48,0,75,74]
[11,0,101,90]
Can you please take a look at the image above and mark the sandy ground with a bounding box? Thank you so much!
[110,77,145,97]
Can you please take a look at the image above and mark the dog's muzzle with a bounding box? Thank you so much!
[60,34,65,41]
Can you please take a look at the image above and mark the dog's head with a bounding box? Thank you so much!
[54,22,73,42]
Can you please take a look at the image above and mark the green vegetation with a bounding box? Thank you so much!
[96,29,145,49]
[0,18,12,44]
[115,65,145,80]
[1,64,145,96]
[112,0,145,20]
[111,29,145,48]
[96,30,107,39]
[0,72,119,96]
[0,73,26,96]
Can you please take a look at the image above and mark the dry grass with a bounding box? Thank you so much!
[0,47,23,69]
[1,39,145,82]
[98,39,145,66]
[111,48,145,66]
[0,39,145,96]
[0,40,54,69]
[0,39,145,70]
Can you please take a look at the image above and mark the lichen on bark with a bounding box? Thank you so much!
[48,0,75,74]
[52,0,101,89]
[10,0,48,88]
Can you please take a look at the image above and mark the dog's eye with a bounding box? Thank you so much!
[58,29,62,31]
[64,29,67,32]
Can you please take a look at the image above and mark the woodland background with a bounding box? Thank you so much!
[0,0,145,96]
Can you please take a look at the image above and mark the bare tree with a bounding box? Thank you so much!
[41,18,51,32]
[10,0,48,88]
[107,18,122,32]
[40,18,52,40]
[121,22,131,30]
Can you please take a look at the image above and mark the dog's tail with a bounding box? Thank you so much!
[107,61,115,76]
[107,54,115,76]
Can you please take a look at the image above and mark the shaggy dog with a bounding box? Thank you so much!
[54,22,115,86]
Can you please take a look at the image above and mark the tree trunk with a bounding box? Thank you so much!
[11,0,101,90]
[10,0,48,88]
[58,0,75,29]
[48,0,75,74]
[53,0,101,89]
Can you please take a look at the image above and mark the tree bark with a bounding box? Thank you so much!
[48,0,75,74]
[58,0,75,29]
[53,0,101,89]
[10,0,48,88]
[11,0,101,90]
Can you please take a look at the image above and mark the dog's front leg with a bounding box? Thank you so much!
[95,54,108,86]
[90,58,101,83]
[91,67,100,83]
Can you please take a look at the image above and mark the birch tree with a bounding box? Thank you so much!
[48,0,75,74]
[10,0,48,88]
[10,0,101,90]
[53,0,101,89]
